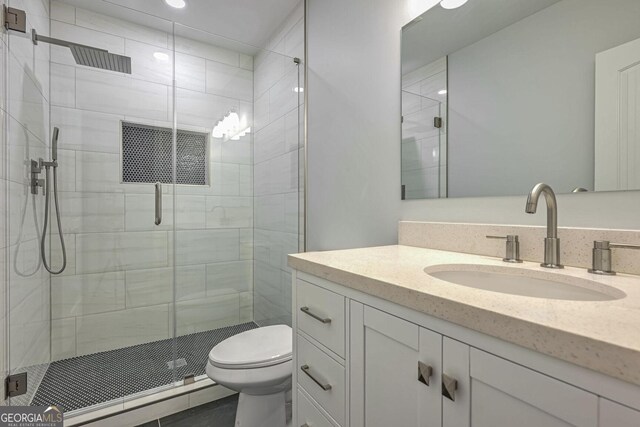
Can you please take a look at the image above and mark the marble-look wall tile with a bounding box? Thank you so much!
[58,192,125,233]
[75,231,168,274]
[239,291,253,323]
[206,260,252,296]
[50,20,124,66]
[254,115,285,165]
[174,294,239,336]
[176,52,206,92]
[51,317,76,361]
[175,36,240,67]
[125,194,205,231]
[75,8,168,48]
[51,271,125,319]
[125,265,206,308]
[50,63,75,108]
[205,60,253,102]
[206,196,252,228]
[51,107,122,154]
[76,68,169,121]
[51,1,75,24]
[76,304,170,355]
[173,229,239,266]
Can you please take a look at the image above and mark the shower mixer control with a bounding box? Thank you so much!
[30,159,44,195]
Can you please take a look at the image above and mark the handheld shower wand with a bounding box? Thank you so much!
[40,127,66,274]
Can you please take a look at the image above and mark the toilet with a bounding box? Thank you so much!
[206,325,293,427]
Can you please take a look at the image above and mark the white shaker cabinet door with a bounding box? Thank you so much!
[599,398,640,427]
[349,302,442,427]
[468,348,598,427]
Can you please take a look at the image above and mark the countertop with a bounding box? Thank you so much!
[288,245,640,386]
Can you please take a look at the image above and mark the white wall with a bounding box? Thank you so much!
[307,0,640,253]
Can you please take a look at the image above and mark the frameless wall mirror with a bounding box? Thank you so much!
[401,0,640,199]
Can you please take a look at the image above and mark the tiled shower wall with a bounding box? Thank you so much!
[5,0,51,377]
[48,2,255,359]
[253,2,304,326]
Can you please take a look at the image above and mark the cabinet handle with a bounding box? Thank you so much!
[300,364,332,391]
[300,306,331,324]
[417,361,433,386]
[442,373,458,401]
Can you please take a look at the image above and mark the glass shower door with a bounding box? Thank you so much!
[6,2,180,414]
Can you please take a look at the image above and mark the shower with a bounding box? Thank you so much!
[31,128,67,274]
[32,29,132,74]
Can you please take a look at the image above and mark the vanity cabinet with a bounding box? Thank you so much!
[292,272,640,427]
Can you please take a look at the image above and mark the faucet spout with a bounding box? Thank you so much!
[525,183,558,239]
[525,183,563,268]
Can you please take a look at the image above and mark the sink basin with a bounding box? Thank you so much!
[425,264,625,301]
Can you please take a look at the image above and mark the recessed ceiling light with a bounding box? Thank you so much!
[438,89,447,95]
[165,0,186,9]
[153,52,169,61]
[440,0,468,9]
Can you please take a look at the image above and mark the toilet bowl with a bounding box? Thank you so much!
[206,325,292,427]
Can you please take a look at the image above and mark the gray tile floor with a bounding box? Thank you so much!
[136,394,238,427]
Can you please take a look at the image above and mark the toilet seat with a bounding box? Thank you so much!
[208,325,292,369]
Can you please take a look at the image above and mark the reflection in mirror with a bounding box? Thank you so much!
[401,0,640,199]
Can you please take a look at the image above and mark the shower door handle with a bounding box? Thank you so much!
[154,182,162,225]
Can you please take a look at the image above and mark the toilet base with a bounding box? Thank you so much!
[235,391,287,427]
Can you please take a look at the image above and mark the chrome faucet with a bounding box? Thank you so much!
[525,183,563,269]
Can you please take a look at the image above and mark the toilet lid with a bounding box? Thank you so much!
[208,325,292,369]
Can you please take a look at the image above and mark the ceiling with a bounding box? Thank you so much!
[60,0,301,53]
[402,0,561,73]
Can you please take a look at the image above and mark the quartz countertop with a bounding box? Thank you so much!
[288,245,640,386]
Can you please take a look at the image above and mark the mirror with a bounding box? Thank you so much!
[401,0,640,199]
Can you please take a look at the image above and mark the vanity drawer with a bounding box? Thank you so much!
[297,388,339,427]
[297,335,345,425]
[296,279,345,357]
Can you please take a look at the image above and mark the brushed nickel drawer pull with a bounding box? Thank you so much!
[300,306,331,324]
[154,182,162,225]
[300,364,332,391]
[418,361,433,386]
[442,373,458,401]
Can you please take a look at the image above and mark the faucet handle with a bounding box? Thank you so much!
[589,240,640,275]
[486,235,523,263]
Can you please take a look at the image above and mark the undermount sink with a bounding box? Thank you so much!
[425,264,625,301]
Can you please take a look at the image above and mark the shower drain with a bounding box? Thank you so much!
[166,358,187,369]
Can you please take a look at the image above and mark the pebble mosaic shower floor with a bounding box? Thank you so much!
[30,322,258,412]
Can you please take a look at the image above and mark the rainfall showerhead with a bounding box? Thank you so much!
[32,29,131,74]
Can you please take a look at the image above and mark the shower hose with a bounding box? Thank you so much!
[41,164,67,274]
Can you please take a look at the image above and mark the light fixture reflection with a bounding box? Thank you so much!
[293,87,304,93]
[212,110,251,141]
[438,89,447,95]
[153,52,169,61]
[165,0,186,9]
[440,0,468,9]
